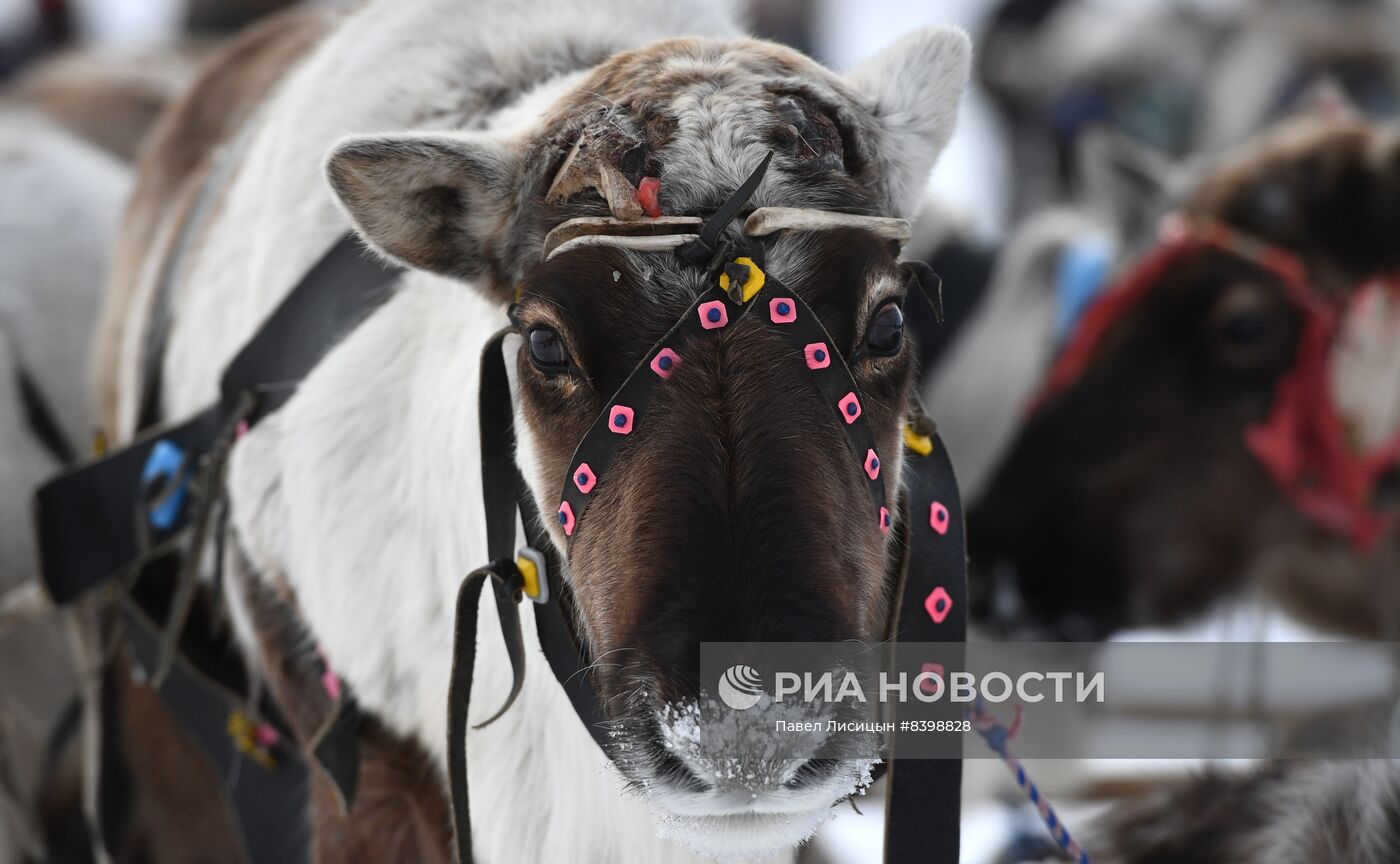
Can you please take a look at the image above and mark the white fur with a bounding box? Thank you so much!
[0,107,126,580]
[847,27,971,219]
[0,109,127,864]
[0,108,125,455]
[144,1,969,861]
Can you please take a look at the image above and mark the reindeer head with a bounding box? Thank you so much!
[971,115,1400,641]
[324,30,969,858]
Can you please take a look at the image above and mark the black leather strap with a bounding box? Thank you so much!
[446,564,490,864]
[35,237,402,605]
[15,364,76,464]
[117,598,312,864]
[883,431,967,864]
[678,151,773,268]
[479,329,609,748]
[34,236,398,861]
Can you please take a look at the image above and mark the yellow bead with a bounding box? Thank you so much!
[225,710,276,770]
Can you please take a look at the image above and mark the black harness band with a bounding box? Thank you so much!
[33,236,399,858]
[882,428,966,864]
[37,235,399,602]
[113,597,311,863]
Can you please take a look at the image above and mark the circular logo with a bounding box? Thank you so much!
[717,664,764,710]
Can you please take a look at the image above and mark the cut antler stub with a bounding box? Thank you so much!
[545,124,647,221]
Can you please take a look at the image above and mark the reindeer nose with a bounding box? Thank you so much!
[651,669,865,801]
[655,706,831,796]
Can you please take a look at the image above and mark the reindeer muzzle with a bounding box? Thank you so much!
[1036,214,1400,549]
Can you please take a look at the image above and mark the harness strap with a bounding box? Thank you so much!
[14,362,77,464]
[446,558,519,864]
[475,328,530,728]
[33,235,399,859]
[445,328,617,864]
[480,328,610,747]
[678,151,773,268]
[37,235,402,603]
[103,593,310,864]
[883,429,967,864]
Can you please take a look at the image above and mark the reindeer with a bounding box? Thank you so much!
[88,1,972,861]
[953,113,1400,864]
[968,113,1400,642]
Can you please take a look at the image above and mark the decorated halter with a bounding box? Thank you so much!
[448,153,968,864]
[551,202,900,543]
[1038,214,1400,549]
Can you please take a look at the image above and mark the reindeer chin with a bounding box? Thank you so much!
[620,696,879,861]
[650,809,837,863]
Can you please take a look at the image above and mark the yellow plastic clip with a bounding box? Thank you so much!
[903,424,933,456]
[226,710,277,770]
[517,554,541,600]
[718,256,765,303]
[516,547,549,603]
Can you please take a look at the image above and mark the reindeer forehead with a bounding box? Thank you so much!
[537,37,871,218]
[568,37,843,109]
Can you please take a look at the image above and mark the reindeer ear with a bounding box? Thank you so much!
[325,132,522,284]
[846,26,971,218]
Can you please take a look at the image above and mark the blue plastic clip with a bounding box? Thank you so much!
[1054,237,1113,343]
[141,439,189,532]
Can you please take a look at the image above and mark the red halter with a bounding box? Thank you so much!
[1037,214,1400,549]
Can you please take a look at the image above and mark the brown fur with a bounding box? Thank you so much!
[110,662,247,864]
[233,552,454,864]
[9,48,197,162]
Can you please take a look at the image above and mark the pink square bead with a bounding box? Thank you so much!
[864,449,881,480]
[698,300,728,330]
[573,463,597,494]
[929,501,949,535]
[608,405,635,435]
[770,297,797,324]
[254,724,281,748]
[919,662,945,696]
[804,342,831,370]
[924,586,952,624]
[651,348,681,379]
[558,501,576,536]
[838,392,861,424]
[879,506,892,535]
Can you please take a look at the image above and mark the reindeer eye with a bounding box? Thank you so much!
[864,303,905,356]
[1208,281,1290,371]
[527,327,569,371]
